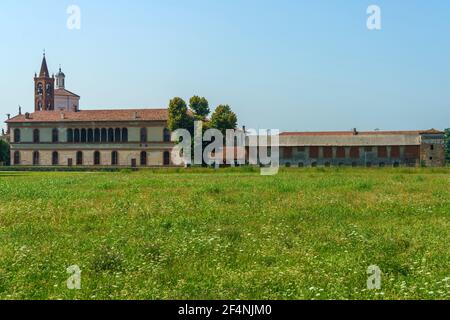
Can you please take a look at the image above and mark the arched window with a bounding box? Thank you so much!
[74,129,80,143]
[101,129,107,142]
[76,151,83,165]
[52,151,59,166]
[13,151,20,165]
[163,128,171,142]
[67,128,73,143]
[52,128,59,143]
[33,151,39,166]
[94,129,101,142]
[111,151,119,165]
[14,129,21,143]
[81,129,87,143]
[140,128,147,143]
[140,151,147,166]
[87,129,94,143]
[108,128,114,142]
[122,128,128,142]
[94,151,101,165]
[163,151,170,166]
[115,128,121,142]
[33,129,40,143]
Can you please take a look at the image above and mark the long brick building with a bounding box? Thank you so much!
[278,130,446,168]
[4,55,447,167]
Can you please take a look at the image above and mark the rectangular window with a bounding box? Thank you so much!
[14,129,21,143]
[390,146,400,158]
[14,151,20,165]
[336,147,346,158]
[323,147,333,159]
[111,151,118,165]
[140,128,147,143]
[52,152,59,166]
[309,146,319,158]
[350,147,360,159]
[405,146,420,159]
[378,146,388,158]
[283,147,293,159]
[33,129,40,143]
[52,129,59,143]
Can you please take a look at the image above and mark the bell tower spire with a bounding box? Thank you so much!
[40,51,49,77]
[34,52,55,111]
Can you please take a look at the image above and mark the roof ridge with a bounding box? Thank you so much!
[54,88,80,97]
[69,108,167,113]
[6,108,169,123]
[280,129,443,136]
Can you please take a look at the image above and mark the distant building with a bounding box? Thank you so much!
[4,54,447,167]
[6,54,174,167]
[277,129,446,167]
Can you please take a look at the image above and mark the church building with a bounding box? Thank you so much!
[6,54,174,167]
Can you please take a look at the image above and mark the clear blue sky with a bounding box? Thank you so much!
[1,0,449,132]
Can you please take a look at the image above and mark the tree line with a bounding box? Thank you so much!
[167,96,238,136]
[0,140,9,165]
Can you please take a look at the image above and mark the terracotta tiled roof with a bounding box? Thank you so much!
[418,129,445,135]
[6,109,168,123]
[54,88,80,98]
[280,129,444,136]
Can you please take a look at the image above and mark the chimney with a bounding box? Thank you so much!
[133,112,139,120]
[7,114,10,120]
[242,125,246,133]
[19,106,22,115]
[353,128,358,135]
[61,112,65,120]
[25,112,30,120]
[72,104,78,112]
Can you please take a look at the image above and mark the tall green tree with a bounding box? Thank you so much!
[0,140,10,166]
[167,97,194,134]
[210,105,238,135]
[189,96,210,120]
[445,128,450,163]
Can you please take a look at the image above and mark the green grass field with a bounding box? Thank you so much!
[0,168,449,300]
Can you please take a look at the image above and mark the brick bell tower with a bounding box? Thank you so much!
[34,52,55,111]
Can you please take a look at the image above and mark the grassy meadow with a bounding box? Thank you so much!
[0,167,449,300]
